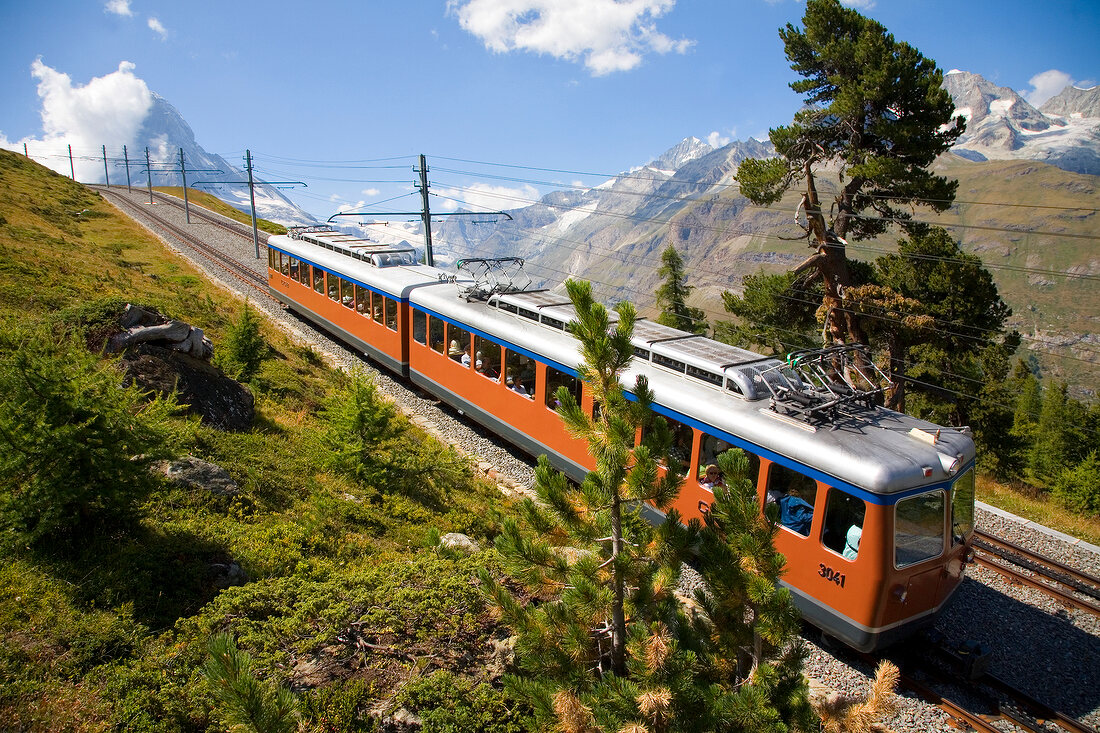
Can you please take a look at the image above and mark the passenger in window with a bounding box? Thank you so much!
[461,351,471,367]
[507,375,529,396]
[778,489,814,535]
[700,464,725,489]
[449,340,463,360]
[842,524,862,560]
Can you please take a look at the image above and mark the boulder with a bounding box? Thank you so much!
[439,533,480,554]
[120,343,254,431]
[158,456,240,496]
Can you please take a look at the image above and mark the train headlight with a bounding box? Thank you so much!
[938,453,961,476]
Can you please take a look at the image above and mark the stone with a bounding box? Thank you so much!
[159,456,240,496]
[439,532,480,553]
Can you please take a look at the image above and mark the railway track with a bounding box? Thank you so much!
[96,187,269,294]
[972,528,1100,616]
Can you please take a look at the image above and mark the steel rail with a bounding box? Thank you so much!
[975,528,1100,600]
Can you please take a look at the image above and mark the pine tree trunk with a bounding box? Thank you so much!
[610,490,627,676]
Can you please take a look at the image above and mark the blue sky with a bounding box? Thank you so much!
[1,0,1097,219]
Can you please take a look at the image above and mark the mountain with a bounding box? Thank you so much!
[115,93,316,226]
[942,70,1100,175]
[1041,84,1100,119]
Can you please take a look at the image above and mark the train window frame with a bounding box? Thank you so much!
[951,468,976,545]
[372,294,384,324]
[267,248,276,270]
[686,364,723,387]
[297,260,309,286]
[504,349,535,398]
[894,489,946,568]
[312,266,325,294]
[384,297,398,331]
[545,365,581,411]
[327,275,340,302]
[652,353,687,373]
[429,317,445,354]
[766,463,818,538]
[821,488,866,561]
[473,334,501,381]
[696,433,759,490]
[412,309,427,345]
[447,325,471,365]
[355,285,369,316]
[340,278,355,308]
[633,346,651,361]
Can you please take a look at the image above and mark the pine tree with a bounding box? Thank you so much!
[656,244,708,335]
[735,0,964,347]
[715,271,823,353]
[482,279,813,732]
[0,327,177,547]
[203,634,298,733]
[218,301,267,381]
[1029,381,1069,486]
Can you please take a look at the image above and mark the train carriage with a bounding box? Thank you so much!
[266,226,976,652]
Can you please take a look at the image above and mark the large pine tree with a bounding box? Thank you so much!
[735,0,965,347]
[656,244,708,335]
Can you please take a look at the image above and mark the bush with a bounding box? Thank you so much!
[0,327,177,547]
[396,671,532,733]
[1052,452,1100,517]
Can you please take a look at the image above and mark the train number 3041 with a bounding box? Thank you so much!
[819,564,846,588]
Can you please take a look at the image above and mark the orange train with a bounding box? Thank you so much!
[266,226,976,652]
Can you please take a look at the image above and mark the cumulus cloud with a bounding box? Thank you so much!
[361,188,381,197]
[839,0,876,8]
[706,129,735,148]
[447,0,694,75]
[105,0,133,17]
[148,17,167,40]
[1020,69,1074,108]
[1,59,154,182]
[436,182,541,212]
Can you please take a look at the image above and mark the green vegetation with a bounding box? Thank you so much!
[155,186,288,236]
[217,301,268,381]
[656,244,708,335]
[0,149,525,731]
[481,280,812,732]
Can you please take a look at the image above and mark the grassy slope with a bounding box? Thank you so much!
[153,185,288,235]
[0,149,518,731]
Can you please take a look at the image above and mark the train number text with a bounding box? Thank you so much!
[818,564,846,588]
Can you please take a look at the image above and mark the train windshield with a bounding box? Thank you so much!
[951,468,976,544]
[894,490,945,568]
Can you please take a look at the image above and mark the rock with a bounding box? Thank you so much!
[382,708,422,732]
[208,560,248,589]
[159,456,240,496]
[120,343,254,430]
[439,533,480,553]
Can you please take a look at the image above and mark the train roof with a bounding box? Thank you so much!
[270,234,974,495]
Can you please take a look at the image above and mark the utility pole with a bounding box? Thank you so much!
[68,144,74,180]
[145,147,153,204]
[179,148,190,223]
[416,153,434,267]
[245,149,260,259]
[102,145,110,188]
[123,145,132,193]
[23,143,27,158]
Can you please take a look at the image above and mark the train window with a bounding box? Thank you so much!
[429,317,445,353]
[341,278,355,308]
[633,346,651,360]
[504,349,535,398]
[448,325,471,365]
[268,248,276,270]
[951,468,975,545]
[373,295,384,324]
[687,365,723,387]
[822,488,866,560]
[384,297,398,331]
[287,257,299,281]
[355,285,369,316]
[653,353,687,373]
[327,276,340,301]
[696,433,759,489]
[280,253,290,277]
[297,260,309,286]
[894,490,946,568]
[517,306,538,322]
[767,464,818,537]
[312,266,325,293]
[545,366,580,410]
[412,310,426,344]
[473,335,501,381]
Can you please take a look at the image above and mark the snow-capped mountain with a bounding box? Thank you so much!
[120,93,316,226]
[942,70,1100,175]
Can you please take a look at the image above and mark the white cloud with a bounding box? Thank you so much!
[447,0,694,76]
[1020,69,1073,108]
[706,129,735,148]
[840,0,876,8]
[105,0,133,17]
[1,59,154,182]
[361,188,381,197]
[147,17,167,40]
[436,182,541,212]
